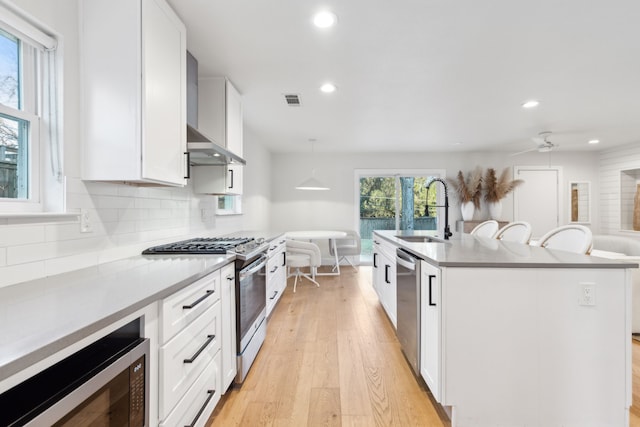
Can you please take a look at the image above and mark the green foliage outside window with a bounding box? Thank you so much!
[360,176,438,218]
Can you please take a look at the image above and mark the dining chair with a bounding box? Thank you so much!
[328,230,361,271]
[286,240,321,292]
[494,221,532,244]
[470,220,499,238]
[535,224,593,254]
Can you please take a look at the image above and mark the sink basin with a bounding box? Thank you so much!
[395,235,444,243]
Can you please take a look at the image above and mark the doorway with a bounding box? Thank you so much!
[355,169,445,263]
[513,166,562,239]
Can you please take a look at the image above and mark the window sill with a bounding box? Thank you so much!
[215,211,243,216]
[0,212,79,222]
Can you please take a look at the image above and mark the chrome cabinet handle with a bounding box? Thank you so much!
[183,334,215,363]
[182,290,215,309]
[184,389,215,427]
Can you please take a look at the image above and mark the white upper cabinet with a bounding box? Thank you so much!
[198,78,243,157]
[192,164,243,195]
[81,0,187,186]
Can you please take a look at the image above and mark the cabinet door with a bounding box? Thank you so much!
[382,253,397,329]
[220,263,236,393]
[227,164,243,195]
[141,0,187,185]
[81,0,186,186]
[225,80,243,156]
[372,240,381,295]
[192,165,243,195]
[420,261,441,402]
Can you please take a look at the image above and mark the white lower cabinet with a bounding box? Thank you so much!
[159,262,234,424]
[266,236,287,316]
[160,352,221,427]
[220,263,237,392]
[159,300,221,418]
[372,234,397,328]
[420,260,441,402]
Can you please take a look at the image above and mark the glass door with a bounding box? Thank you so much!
[357,170,443,263]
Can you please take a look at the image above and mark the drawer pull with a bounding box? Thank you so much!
[226,275,234,281]
[184,389,215,427]
[270,266,278,273]
[182,290,215,310]
[183,335,215,364]
[428,275,437,306]
[269,290,278,300]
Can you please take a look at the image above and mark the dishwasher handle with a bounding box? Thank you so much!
[396,249,418,271]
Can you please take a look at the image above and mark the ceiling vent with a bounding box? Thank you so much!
[284,94,301,106]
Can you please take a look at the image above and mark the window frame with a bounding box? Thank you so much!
[215,195,242,216]
[354,168,447,237]
[0,4,62,215]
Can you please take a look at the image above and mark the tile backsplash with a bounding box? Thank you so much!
[0,177,239,288]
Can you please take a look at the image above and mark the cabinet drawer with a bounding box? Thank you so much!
[159,301,221,418]
[267,237,286,258]
[161,352,221,427]
[161,270,220,343]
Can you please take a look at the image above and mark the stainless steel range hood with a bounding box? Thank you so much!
[187,125,246,165]
[186,52,246,166]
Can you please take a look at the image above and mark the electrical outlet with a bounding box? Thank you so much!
[80,208,92,233]
[578,283,595,306]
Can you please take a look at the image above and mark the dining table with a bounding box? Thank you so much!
[284,230,348,275]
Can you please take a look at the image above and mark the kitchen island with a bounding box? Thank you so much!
[374,230,637,427]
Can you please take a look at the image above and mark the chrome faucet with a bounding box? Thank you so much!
[426,178,453,240]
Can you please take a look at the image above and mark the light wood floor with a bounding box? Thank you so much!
[208,266,640,427]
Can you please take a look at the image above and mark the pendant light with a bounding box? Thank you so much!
[295,140,330,191]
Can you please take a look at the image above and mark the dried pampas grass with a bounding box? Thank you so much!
[448,167,483,209]
[483,168,524,203]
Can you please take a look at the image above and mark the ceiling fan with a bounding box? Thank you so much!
[510,131,559,156]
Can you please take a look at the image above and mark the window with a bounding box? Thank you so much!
[356,169,445,261]
[0,5,61,213]
[216,195,242,215]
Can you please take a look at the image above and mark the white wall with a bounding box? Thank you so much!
[0,0,271,288]
[271,150,600,234]
[599,142,640,237]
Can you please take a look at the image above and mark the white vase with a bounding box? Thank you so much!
[488,201,502,220]
[461,201,475,221]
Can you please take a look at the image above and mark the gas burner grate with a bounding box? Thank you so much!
[142,237,254,255]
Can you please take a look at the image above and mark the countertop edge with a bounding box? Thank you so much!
[0,255,235,383]
[374,230,639,269]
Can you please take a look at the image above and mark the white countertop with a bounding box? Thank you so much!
[0,254,234,382]
[376,230,639,269]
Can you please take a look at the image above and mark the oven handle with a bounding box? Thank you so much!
[239,254,268,280]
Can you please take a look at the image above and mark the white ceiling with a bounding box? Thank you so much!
[167,0,640,154]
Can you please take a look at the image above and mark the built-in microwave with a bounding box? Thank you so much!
[0,319,149,426]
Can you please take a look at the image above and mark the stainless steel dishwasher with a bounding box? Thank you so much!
[396,248,421,377]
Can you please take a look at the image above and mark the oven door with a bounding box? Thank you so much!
[237,254,268,352]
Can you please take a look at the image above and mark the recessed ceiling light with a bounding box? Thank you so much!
[320,83,337,93]
[521,100,540,109]
[313,11,338,28]
[588,139,600,144]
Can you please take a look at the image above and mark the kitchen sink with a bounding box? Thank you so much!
[395,235,444,243]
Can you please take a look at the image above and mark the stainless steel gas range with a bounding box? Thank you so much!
[143,236,270,383]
